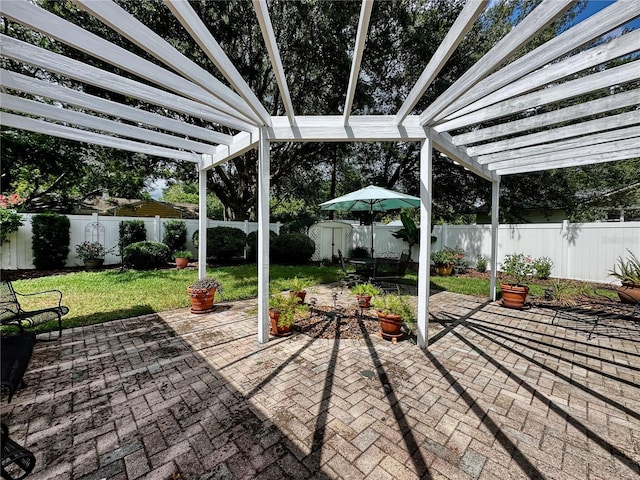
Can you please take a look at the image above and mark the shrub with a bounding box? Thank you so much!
[349,246,370,258]
[450,246,470,274]
[123,241,170,270]
[533,256,554,280]
[31,213,70,269]
[246,230,278,261]
[0,196,24,245]
[163,220,187,253]
[271,233,315,264]
[476,255,487,273]
[119,220,146,255]
[193,226,247,262]
[500,253,534,285]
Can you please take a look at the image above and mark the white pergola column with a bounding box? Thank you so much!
[198,157,209,279]
[489,179,500,300]
[417,136,432,348]
[257,128,270,343]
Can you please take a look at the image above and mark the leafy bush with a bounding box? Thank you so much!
[193,226,247,262]
[533,256,554,280]
[163,220,187,253]
[31,213,70,269]
[246,230,278,261]
[119,220,146,255]
[500,253,534,285]
[476,255,487,273]
[0,194,24,245]
[271,233,315,264]
[123,241,170,270]
[450,246,470,274]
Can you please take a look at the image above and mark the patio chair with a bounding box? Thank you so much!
[1,333,36,403]
[0,278,68,339]
[1,423,36,480]
[337,250,362,290]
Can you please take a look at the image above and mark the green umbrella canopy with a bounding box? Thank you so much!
[320,185,420,257]
[319,185,420,212]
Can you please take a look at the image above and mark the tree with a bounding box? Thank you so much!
[161,182,224,220]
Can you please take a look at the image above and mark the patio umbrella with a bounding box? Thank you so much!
[319,185,420,257]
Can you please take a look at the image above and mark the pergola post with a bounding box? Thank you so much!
[198,158,209,279]
[257,128,270,343]
[417,136,432,348]
[489,179,500,301]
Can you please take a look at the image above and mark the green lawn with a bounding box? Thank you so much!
[8,265,595,334]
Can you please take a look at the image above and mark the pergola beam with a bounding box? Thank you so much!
[420,0,576,125]
[253,0,296,125]
[428,130,498,182]
[1,1,257,128]
[1,35,256,133]
[396,0,487,124]
[436,0,640,121]
[204,131,260,170]
[2,112,199,162]
[435,61,639,133]
[470,112,640,157]
[444,29,640,122]
[1,94,216,154]
[496,148,640,175]
[343,0,373,126]
[451,90,639,146]
[164,0,272,126]
[482,126,640,165]
[1,70,233,146]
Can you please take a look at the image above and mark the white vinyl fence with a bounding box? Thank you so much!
[0,213,280,270]
[310,220,640,284]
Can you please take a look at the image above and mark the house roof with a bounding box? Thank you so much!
[76,197,199,219]
[0,1,638,180]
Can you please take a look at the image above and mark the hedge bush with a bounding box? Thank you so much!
[31,213,70,269]
[246,230,278,261]
[119,220,146,255]
[271,233,315,264]
[193,226,247,262]
[163,219,187,253]
[123,241,170,270]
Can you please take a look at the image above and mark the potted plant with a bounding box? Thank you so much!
[608,249,640,303]
[350,282,381,308]
[431,248,455,276]
[75,241,107,270]
[500,253,535,309]
[373,292,417,342]
[268,293,308,336]
[286,276,311,304]
[187,277,223,314]
[173,250,193,269]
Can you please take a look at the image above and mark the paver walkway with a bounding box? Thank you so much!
[2,285,639,479]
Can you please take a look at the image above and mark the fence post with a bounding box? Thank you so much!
[560,220,570,279]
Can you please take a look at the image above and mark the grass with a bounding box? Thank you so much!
[7,265,610,334]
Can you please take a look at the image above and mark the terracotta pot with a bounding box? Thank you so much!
[188,287,216,314]
[356,294,372,308]
[617,283,640,304]
[376,311,403,337]
[269,309,293,336]
[500,283,529,309]
[290,290,306,304]
[435,263,453,276]
[175,257,189,269]
[83,258,104,270]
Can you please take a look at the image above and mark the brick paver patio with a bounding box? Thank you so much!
[2,285,639,479]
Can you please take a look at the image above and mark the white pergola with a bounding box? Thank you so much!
[1,0,639,348]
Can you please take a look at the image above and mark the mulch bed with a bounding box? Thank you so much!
[294,305,383,340]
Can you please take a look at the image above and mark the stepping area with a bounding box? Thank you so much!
[1,285,639,479]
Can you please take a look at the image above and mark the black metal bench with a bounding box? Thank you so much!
[1,333,36,403]
[1,423,36,480]
[0,278,68,339]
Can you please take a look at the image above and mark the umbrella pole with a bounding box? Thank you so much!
[370,205,374,258]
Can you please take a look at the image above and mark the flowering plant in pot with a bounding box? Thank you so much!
[500,253,535,309]
[76,241,107,269]
[350,282,381,308]
[268,293,308,336]
[373,292,416,341]
[431,248,455,276]
[187,277,223,314]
